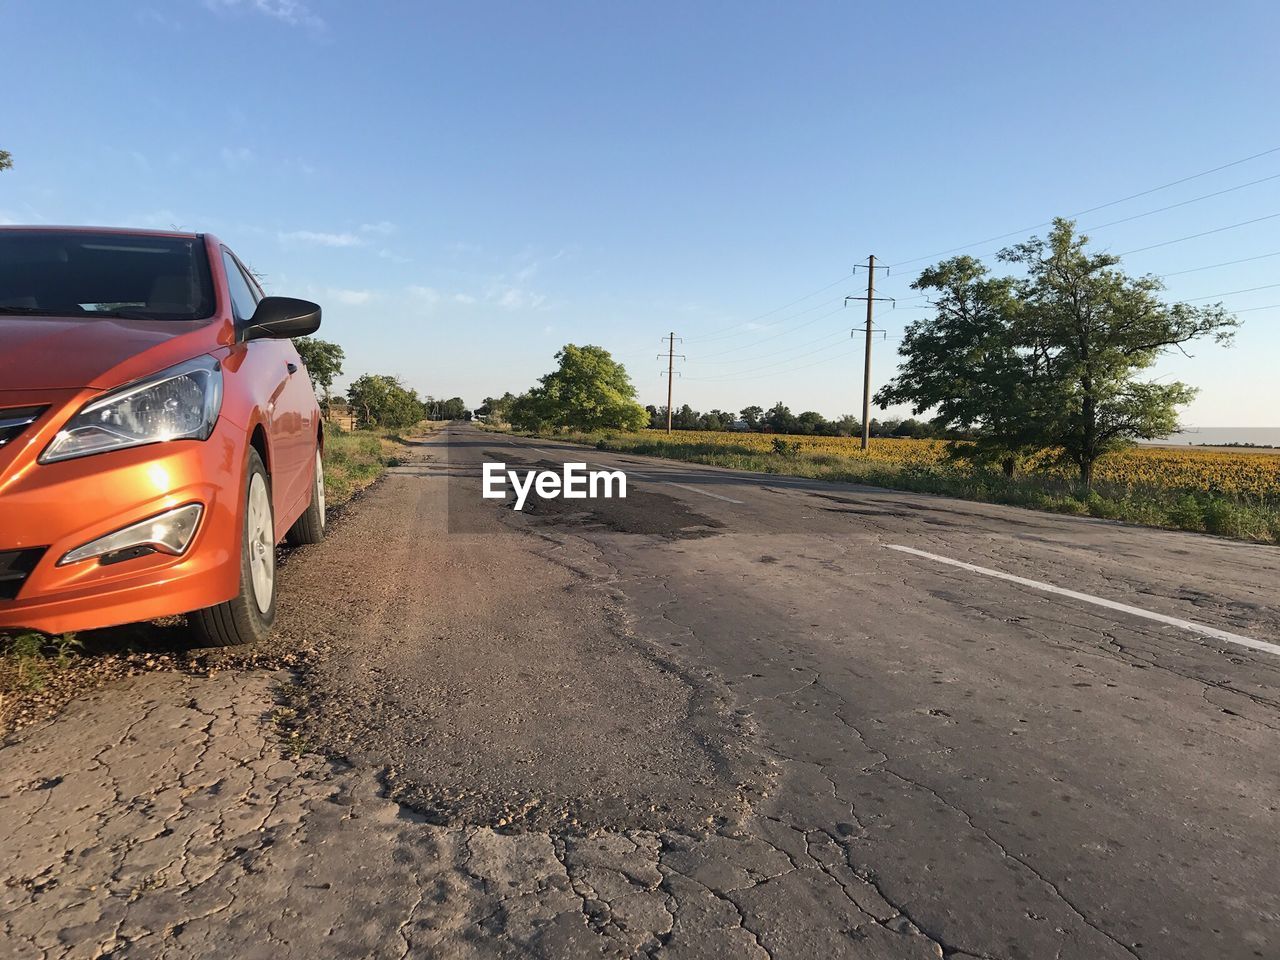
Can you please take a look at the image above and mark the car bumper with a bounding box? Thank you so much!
[0,421,245,635]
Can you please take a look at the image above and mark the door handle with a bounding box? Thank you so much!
[287,362,298,375]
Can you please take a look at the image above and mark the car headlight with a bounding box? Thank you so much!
[40,356,223,463]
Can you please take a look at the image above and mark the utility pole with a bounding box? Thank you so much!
[657,332,684,433]
[845,255,893,450]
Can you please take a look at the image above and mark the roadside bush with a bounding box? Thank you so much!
[1166,494,1206,531]
[1202,498,1261,540]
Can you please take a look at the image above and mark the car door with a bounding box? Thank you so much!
[221,248,312,529]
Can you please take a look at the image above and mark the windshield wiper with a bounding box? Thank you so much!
[87,309,192,321]
[0,305,193,320]
[0,305,67,316]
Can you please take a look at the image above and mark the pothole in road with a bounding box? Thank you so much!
[512,466,725,540]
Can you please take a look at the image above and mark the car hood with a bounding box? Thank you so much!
[0,315,224,391]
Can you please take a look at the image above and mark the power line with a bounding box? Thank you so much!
[888,144,1280,268]
[681,274,851,344]
[1083,172,1280,232]
[1185,281,1280,303]
[684,345,864,383]
[1229,301,1280,313]
[692,304,846,359]
[1157,250,1280,278]
[1117,212,1280,256]
[685,332,866,382]
[685,328,850,366]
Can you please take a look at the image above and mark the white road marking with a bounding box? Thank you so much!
[885,544,1280,658]
[638,476,746,505]
[499,437,747,505]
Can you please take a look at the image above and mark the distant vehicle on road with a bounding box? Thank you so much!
[0,226,326,645]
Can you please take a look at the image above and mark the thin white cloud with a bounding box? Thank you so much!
[513,247,568,283]
[360,221,396,236]
[205,0,324,29]
[453,293,477,305]
[495,287,547,311]
[377,248,411,264]
[408,285,441,305]
[323,288,376,306]
[278,229,367,248]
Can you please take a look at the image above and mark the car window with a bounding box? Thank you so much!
[221,248,258,322]
[0,230,216,320]
[229,251,263,305]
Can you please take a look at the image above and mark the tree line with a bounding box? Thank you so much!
[294,337,468,429]
[643,403,942,438]
[474,351,941,438]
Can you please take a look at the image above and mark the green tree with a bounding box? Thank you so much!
[832,414,860,437]
[438,396,468,420]
[878,220,1237,486]
[764,402,797,434]
[477,392,518,423]
[739,405,764,431]
[673,403,700,430]
[875,255,1036,475]
[293,337,345,415]
[507,391,543,430]
[346,374,425,429]
[0,149,12,173]
[509,344,648,432]
[700,409,734,431]
[795,411,827,435]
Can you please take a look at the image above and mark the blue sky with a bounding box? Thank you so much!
[3,0,1278,427]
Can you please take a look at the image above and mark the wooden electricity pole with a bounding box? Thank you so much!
[861,256,876,450]
[845,256,893,450]
[658,332,684,433]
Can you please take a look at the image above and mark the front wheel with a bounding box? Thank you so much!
[190,449,276,646]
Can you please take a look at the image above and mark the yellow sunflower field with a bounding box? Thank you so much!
[607,430,1279,498]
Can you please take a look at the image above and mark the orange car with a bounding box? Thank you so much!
[0,226,326,645]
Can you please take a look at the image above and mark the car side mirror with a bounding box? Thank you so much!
[241,297,322,341]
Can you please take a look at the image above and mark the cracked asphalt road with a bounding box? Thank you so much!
[2,423,1277,959]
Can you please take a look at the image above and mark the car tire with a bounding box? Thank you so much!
[286,447,326,547]
[190,448,277,646]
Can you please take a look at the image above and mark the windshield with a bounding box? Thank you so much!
[0,230,216,321]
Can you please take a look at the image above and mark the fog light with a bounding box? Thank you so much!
[60,503,203,566]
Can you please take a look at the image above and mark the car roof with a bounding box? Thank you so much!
[0,224,206,241]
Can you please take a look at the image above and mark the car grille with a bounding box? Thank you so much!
[0,548,45,601]
[0,406,46,449]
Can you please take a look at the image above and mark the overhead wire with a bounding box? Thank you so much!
[1117,212,1280,256]
[691,304,847,360]
[1185,281,1280,303]
[684,345,864,382]
[681,275,851,344]
[887,144,1280,268]
[685,327,852,366]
